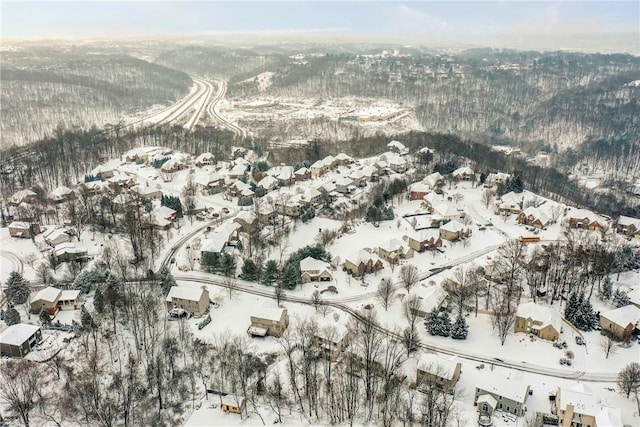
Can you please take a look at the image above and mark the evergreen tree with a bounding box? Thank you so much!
[281,263,299,290]
[301,205,316,223]
[613,289,631,308]
[200,251,218,273]
[4,307,20,326]
[80,306,94,330]
[73,271,93,294]
[4,271,30,305]
[601,277,613,300]
[240,259,259,281]
[39,309,52,326]
[157,266,176,296]
[564,292,579,325]
[93,288,106,314]
[439,311,452,337]
[217,253,237,277]
[451,315,469,340]
[262,260,279,286]
[425,309,440,336]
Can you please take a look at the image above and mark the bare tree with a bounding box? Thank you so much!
[599,335,618,359]
[400,264,419,293]
[274,285,286,306]
[311,290,322,311]
[447,266,475,318]
[0,360,41,427]
[224,276,238,299]
[491,310,516,346]
[618,362,640,414]
[481,188,495,209]
[377,277,396,311]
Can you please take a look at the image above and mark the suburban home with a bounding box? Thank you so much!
[310,159,328,178]
[387,156,408,173]
[344,250,384,276]
[411,284,448,317]
[335,176,357,194]
[439,220,470,241]
[228,163,249,180]
[517,207,550,229]
[233,210,258,232]
[300,188,323,206]
[407,229,443,252]
[257,175,279,192]
[227,181,252,198]
[294,167,311,181]
[387,140,408,155]
[43,228,71,246]
[452,166,474,181]
[220,394,245,415]
[422,192,443,211]
[423,172,445,190]
[257,204,277,225]
[165,286,210,317]
[58,290,81,311]
[514,302,562,341]
[131,185,163,200]
[268,165,295,187]
[615,215,640,237]
[160,158,185,174]
[567,209,605,231]
[553,383,622,427]
[378,239,414,264]
[335,152,354,165]
[8,189,38,206]
[53,242,88,262]
[409,182,432,201]
[485,172,510,186]
[313,322,350,362]
[194,152,215,167]
[300,257,333,283]
[155,205,178,222]
[8,221,40,238]
[0,324,43,358]
[432,202,462,220]
[276,196,302,217]
[497,191,523,214]
[48,186,76,203]
[599,304,640,341]
[474,376,530,417]
[322,155,338,169]
[107,173,137,189]
[195,173,225,194]
[416,353,462,392]
[31,286,62,315]
[361,165,379,182]
[91,164,115,179]
[248,307,290,337]
[82,180,108,196]
[348,169,367,187]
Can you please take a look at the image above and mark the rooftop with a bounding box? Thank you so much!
[0,323,40,346]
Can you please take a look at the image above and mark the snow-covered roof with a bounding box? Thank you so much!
[559,383,597,415]
[520,207,550,225]
[362,165,378,176]
[617,215,640,228]
[379,239,404,253]
[301,188,322,201]
[415,285,447,313]
[49,186,73,199]
[166,286,207,303]
[258,175,279,189]
[195,152,215,164]
[600,304,640,328]
[335,152,353,161]
[500,191,522,206]
[8,221,30,230]
[267,165,294,181]
[479,375,529,404]
[229,163,248,176]
[310,160,325,169]
[440,220,466,233]
[516,302,562,332]
[595,406,622,427]
[252,306,286,322]
[43,228,69,241]
[235,210,256,224]
[452,166,474,177]
[155,205,177,219]
[433,203,459,218]
[294,167,310,175]
[417,353,460,380]
[300,256,330,273]
[409,182,431,193]
[54,242,87,257]
[387,140,406,150]
[0,324,40,346]
[240,187,255,197]
[60,290,80,301]
[408,228,440,242]
[33,286,62,303]
[335,176,354,187]
[423,192,441,205]
[10,189,37,204]
[477,394,498,409]
[345,250,381,266]
[569,208,601,223]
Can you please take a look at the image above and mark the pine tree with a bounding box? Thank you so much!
[218,253,237,277]
[240,259,259,281]
[262,260,279,286]
[157,266,176,296]
[439,311,452,337]
[613,289,631,308]
[564,292,579,325]
[281,263,299,290]
[425,309,440,336]
[4,271,30,305]
[451,314,469,340]
[4,307,20,326]
[601,277,613,300]
[80,306,94,330]
[93,288,105,314]
[73,271,93,294]
[200,251,218,273]
[39,309,52,326]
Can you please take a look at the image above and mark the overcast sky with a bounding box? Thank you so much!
[2,1,638,49]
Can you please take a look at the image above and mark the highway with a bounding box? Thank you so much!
[206,79,246,140]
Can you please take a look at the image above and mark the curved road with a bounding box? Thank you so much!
[206,79,246,140]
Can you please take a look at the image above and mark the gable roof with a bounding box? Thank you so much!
[479,375,529,404]
[0,324,40,346]
[452,166,474,176]
[417,353,460,380]
[601,304,640,328]
[33,286,62,303]
[516,302,562,332]
[252,306,286,322]
[166,286,207,303]
[300,256,330,272]
[433,203,459,218]
[379,239,405,253]
[345,250,381,266]
[440,220,466,233]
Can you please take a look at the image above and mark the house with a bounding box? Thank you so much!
[300,188,322,206]
[348,169,367,187]
[194,152,215,167]
[409,182,432,201]
[200,221,241,261]
[313,321,350,362]
[615,215,640,237]
[166,286,210,317]
[599,304,640,341]
[486,172,510,186]
[91,164,115,179]
[387,140,408,155]
[53,242,88,262]
[361,165,379,182]
[378,239,413,263]
[220,394,245,415]
[388,156,408,173]
[300,257,333,283]
[416,353,461,392]
[43,228,71,246]
[439,220,470,241]
[411,285,448,317]
[344,250,384,276]
[514,302,562,341]
[82,180,108,196]
[8,189,38,206]
[424,172,444,190]
[267,165,295,187]
[275,195,302,217]
[554,384,622,427]
[248,307,290,337]
[227,181,252,198]
[310,159,328,178]
[497,191,523,214]
[407,229,443,252]
[233,210,257,232]
[257,175,279,192]
[432,203,462,220]
[294,167,311,181]
[474,376,530,417]
[160,158,185,174]
[107,173,137,189]
[59,290,81,311]
[517,207,550,229]
[423,192,443,211]
[335,152,354,165]
[48,186,76,203]
[257,204,277,225]
[322,155,338,169]
[131,185,163,200]
[228,163,249,180]
[567,209,605,231]
[8,221,40,238]
[155,206,178,222]
[452,166,474,181]
[31,286,62,315]
[335,176,356,194]
[0,324,43,358]
[195,173,225,194]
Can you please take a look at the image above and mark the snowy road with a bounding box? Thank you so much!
[206,79,246,140]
